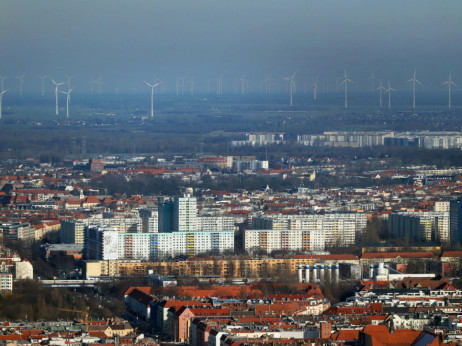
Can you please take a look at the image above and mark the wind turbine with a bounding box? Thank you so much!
[239,75,247,95]
[377,79,386,107]
[49,77,65,115]
[385,81,396,109]
[216,75,223,95]
[190,76,194,96]
[369,72,377,92]
[0,89,8,119]
[180,77,186,95]
[96,77,103,94]
[59,87,74,119]
[0,76,7,91]
[406,68,422,109]
[339,69,353,109]
[16,74,24,96]
[313,80,318,100]
[144,81,160,117]
[283,73,296,106]
[38,75,48,96]
[90,78,97,94]
[65,75,74,91]
[262,74,272,95]
[442,72,457,109]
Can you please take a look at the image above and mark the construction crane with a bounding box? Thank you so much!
[56,308,90,332]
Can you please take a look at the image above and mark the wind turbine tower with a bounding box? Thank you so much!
[283,73,296,106]
[16,75,25,96]
[96,78,103,94]
[144,81,160,117]
[339,70,353,109]
[65,75,74,91]
[60,88,74,119]
[0,76,7,92]
[385,81,396,109]
[442,72,457,109]
[49,77,65,115]
[239,75,247,95]
[313,80,318,100]
[377,79,386,107]
[216,75,223,95]
[406,68,422,109]
[38,75,48,96]
[0,89,8,119]
[369,73,377,92]
[90,78,97,94]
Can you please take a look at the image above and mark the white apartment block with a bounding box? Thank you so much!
[88,226,234,261]
[0,273,13,293]
[153,231,234,259]
[434,201,450,212]
[198,216,235,232]
[244,229,325,254]
[174,195,198,232]
[85,217,142,233]
[252,213,366,247]
[118,233,152,260]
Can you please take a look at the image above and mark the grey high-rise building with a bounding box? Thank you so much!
[450,199,462,244]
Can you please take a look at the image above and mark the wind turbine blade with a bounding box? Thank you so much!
[415,79,422,86]
[49,77,57,85]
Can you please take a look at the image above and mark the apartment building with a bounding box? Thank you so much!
[0,273,13,293]
[252,213,366,247]
[245,229,325,253]
[389,211,449,243]
[60,219,85,244]
[197,216,235,232]
[0,222,34,242]
[85,226,119,261]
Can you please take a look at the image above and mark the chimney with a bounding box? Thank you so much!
[298,265,303,283]
[305,265,310,283]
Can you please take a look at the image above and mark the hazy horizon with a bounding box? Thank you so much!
[1,0,462,94]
